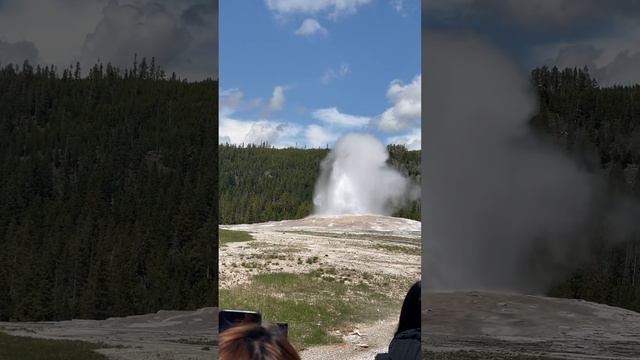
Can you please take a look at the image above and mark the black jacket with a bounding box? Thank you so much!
[374,328,421,360]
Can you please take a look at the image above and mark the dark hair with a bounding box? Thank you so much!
[396,280,421,335]
[219,323,301,360]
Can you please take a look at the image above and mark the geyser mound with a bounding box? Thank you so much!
[313,133,416,216]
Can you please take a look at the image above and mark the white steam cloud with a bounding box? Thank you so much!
[313,133,417,215]
[423,31,640,293]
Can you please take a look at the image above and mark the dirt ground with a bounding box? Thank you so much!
[298,314,398,360]
[423,291,640,359]
[221,215,422,360]
[0,308,217,360]
[220,214,421,293]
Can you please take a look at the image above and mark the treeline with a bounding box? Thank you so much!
[530,66,640,312]
[219,144,421,224]
[0,60,218,321]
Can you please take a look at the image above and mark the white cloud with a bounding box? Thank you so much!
[219,118,255,145]
[321,63,350,84]
[80,0,191,70]
[245,121,294,146]
[0,0,216,80]
[219,118,301,148]
[371,74,421,133]
[295,18,328,36]
[220,88,262,116]
[220,88,244,111]
[312,107,370,127]
[536,20,640,86]
[264,0,372,18]
[305,125,339,148]
[0,0,103,68]
[269,85,286,113]
[391,0,404,12]
[388,128,421,150]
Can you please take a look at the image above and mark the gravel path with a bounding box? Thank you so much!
[299,315,398,360]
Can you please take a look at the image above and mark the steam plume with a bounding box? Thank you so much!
[423,32,640,293]
[313,133,415,216]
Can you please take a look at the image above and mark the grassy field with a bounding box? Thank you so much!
[220,270,410,350]
[219,228,254,245]
[0,332,108,360]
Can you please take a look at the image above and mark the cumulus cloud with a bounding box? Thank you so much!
[220,88,262,115]
[305,124,339,148]
[312,107,369,127]
[264,0,372,18]
[0,0,104,68]
[220,88,244,111]
[219,86,299,147]
[0,0,216,80]
[219,118,301,147]
[174,0,218,79]
[371,74,421,133]
[537,25,640,86]
[546,44,601,71]
[388,128,421,150]
[599,50,640,86]
[244,121,296,145]
[0,0,215,80]
[268,85,286,113]
[321,63,350,84]
[219,118,254,145]
[80,0,191,71]
[0,39,39,66]
[295,18,328,36]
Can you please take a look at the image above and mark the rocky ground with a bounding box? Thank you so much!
[220,215,421,292]
[221,215,422,360]
[0,308,217,360]
[423,291,640,359]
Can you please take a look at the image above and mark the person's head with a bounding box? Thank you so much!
[396,280,421,335]
[219,323,301,360]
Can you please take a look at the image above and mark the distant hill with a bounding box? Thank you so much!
[0,61,218,321]
[219,144,421,224]
[531,66,640,312]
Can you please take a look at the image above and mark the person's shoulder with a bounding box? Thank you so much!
[394,327,421,340]
[387,328,421,360]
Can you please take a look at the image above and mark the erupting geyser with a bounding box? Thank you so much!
[313,133,416,216]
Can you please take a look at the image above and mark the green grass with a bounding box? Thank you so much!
[219,228,254,245]
[220,271,408,350]
[0,332,108,360]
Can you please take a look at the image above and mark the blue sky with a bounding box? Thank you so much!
[219,0,421,149]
